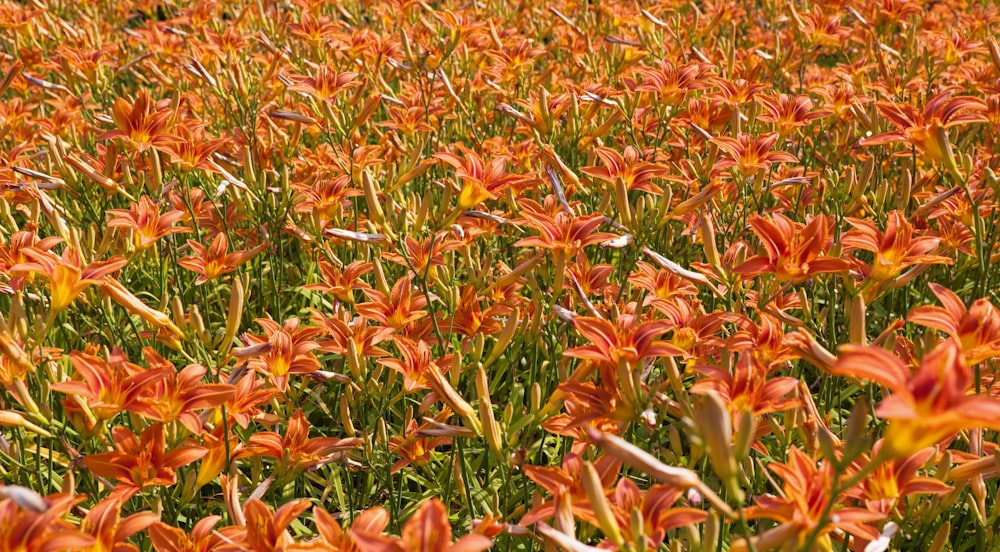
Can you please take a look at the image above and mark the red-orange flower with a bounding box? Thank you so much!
[11,247,127,314]
[862,90,987,167]
[0,492,93,552]
[245,408,360,477]
[907,283,1000,366]
[350,498,492,552]
[51,348,170,422]
[80,496,159,552]
[738,448,882,552]
[241,317,323,391]
[832,339,1000,458]
[83,423,207,500]
[177,233,267,285]
[98,89,174,153]
[564,311,684,369]
[841,210,951,294]
[137,348,235,434]
[107,196,189,251]
[734,213,850,284]
[581,145,668,194]
[436,147,526,209]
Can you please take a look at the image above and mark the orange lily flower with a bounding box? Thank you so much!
[350,498,493,552]
[158,124,229,172]
[83,423,207,500]
[691,353,801,419]
[734,213,850,284]
[98,89,174,153]
[150,516,230,552]
[177,233,267,285]
[757,93,831,135]
[288,506,389,552]
[241,317,323,391]
[11,246,127,314]
[378,337,452,393]
[311,309,393,359]
[844,441,951,516]
[563,311,685,370]
[356,276,429,332]
[738,447,882,552]
[581,145,668,194]
[711,132,798,175]
[107,195,189,251]
[221,499,312,552]
[436,146,526,209]
[245,408,361,477]
[832,339,1000,458]
[288,65,360,103]
[80,496,159,552]
[441,284,508,338]
[841,210,951,295]
[0,228,62,292]
[222,370,283,430]
[862,90,987,169]
[389,417,452,473]
[0,492,94,552]
[194,425,246,489]
[907,283,1000,366]
[599,478,708,551]
[514,209,615,256]
[520,453,622,526]
[302,259,372,303]
[381,232,461,279]
[138,348,235,434]
[51,348,170,422]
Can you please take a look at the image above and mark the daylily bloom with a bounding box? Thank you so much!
[597,478,708,551]
[378,337,452,393]
[288,65,360,103]
[137,348,235,434]
[515,209,615,256]
[107,195,189,251]
[83,423,207,500]
[350,498,492,552]
[245,408,361,478]
[177,233,267,285]
[734,213,851,284]
[862,90,987,170]
[520,453,622,526]
[79,496,159,552]
[287,506,389,552]
[907,283,1000,366]
[712,132,798,175]
[737,447,882,552]
[0,492,93,552]
[844,441,951,515]
[832,339,1000,458]
[98,89,174,153]
[10,247,127,315]
[301,259,372,303]
[150,516,231,552]
[389,417,452,473]
[581,145,668,194]
[841,210,951,299]
[436,146,526,209]
[356,276,429,332]
[241,317,323,391]
[221,499,312,552]
[691,353,801,419]
[51,348,170,422]
[564,310,685,370]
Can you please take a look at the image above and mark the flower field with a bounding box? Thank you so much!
[3,0,1000,550]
